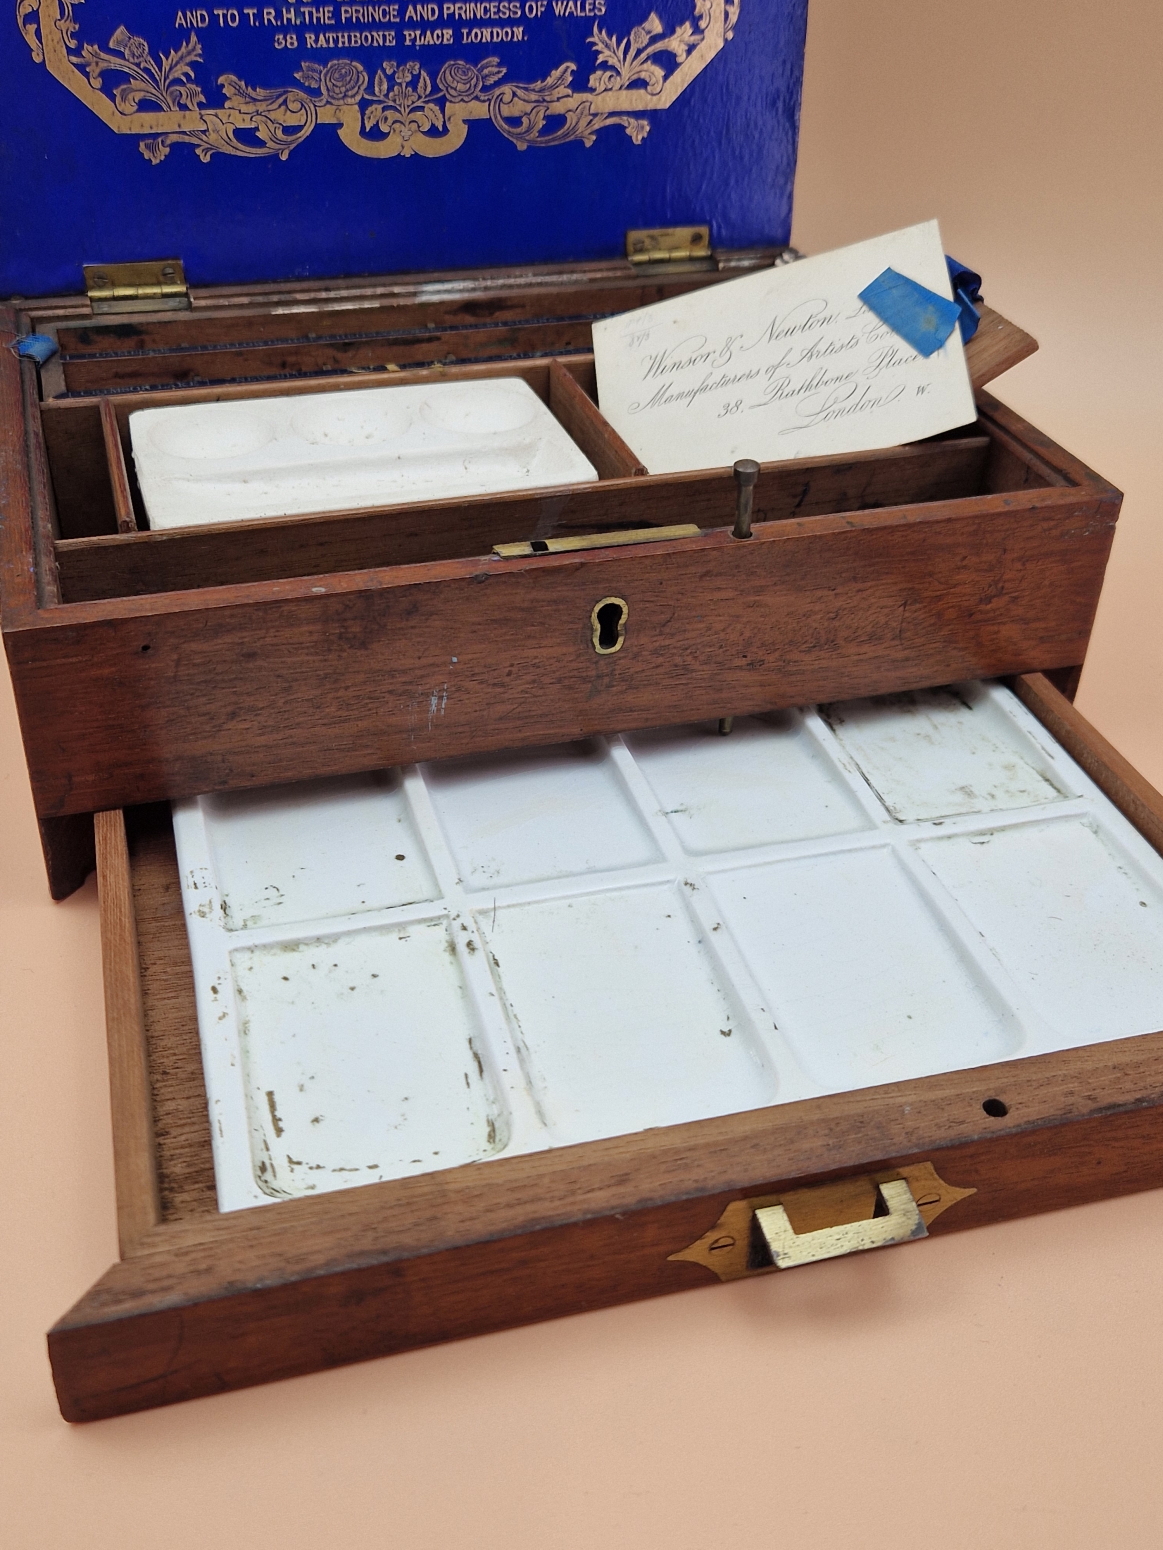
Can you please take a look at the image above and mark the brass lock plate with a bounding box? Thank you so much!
[669,1161,975,1281]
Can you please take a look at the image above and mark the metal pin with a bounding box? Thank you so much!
[732,459,760,539]
[722,460,759,732]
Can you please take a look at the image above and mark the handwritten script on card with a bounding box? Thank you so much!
[592,221,976,475]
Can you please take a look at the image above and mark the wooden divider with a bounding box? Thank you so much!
[94,809,162,1253]
[99,400,139,534]
[54,437,990,602]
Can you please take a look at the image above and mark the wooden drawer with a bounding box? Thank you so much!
[49,671,1163,1422]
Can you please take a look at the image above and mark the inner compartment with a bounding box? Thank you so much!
[131,375,601,530]
[126,680,1163,1222]
[43,261,749,396]
[42,356,640,546]
[42,355,1067,603]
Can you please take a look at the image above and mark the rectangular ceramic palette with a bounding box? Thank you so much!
[173,682,1163,1212]
[129,377,599,530]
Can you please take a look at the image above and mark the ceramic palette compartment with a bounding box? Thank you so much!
[129,376,599,529]
[173,682,1163,1212]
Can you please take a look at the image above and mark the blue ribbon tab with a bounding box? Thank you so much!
[945,256,983,343]
[857,268,961,358]
[13,333,59,365]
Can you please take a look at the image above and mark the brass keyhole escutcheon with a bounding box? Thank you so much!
[591,596,628,655]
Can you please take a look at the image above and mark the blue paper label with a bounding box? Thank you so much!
[857,267,961,359]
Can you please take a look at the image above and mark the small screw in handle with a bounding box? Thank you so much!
[732,459,760,539]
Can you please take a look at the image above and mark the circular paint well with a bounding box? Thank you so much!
[290,394,413,446]
[149,406,276,461]
[421,382,538,436]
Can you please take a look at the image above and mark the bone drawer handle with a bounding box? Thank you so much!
[754,1178,928,1270]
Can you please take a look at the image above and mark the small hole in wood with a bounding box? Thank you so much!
[140,643,151,653]
[591,596,628,655]
[982,1097,1009,1118]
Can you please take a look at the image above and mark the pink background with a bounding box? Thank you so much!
[4,2,1163,1542]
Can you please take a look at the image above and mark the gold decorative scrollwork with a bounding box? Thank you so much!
[16,0,43,62]
[15,0,739,163]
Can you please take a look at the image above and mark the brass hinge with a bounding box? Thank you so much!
[626,225,712,266]
[83,259,191,315]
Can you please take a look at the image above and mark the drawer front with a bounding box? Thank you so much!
[10,487,1117,820]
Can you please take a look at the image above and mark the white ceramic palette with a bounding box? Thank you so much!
[173,682,1163,1212]
[129,377,599,529]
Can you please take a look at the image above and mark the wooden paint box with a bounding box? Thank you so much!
[4,0,1152,1424]
[0,264,1107,903]
[3,265,1144,1426]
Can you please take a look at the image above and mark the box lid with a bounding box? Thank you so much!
[2,0,806,297]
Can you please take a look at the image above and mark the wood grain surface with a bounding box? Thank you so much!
[41,398,116,540]
[50,270,727,379]
[125,806,218,1224]
[9,476,1118,817]
[59,320,594,392]
[54,1092,1163,1422]
[35,812,96,901]
[964,305,1039,387]
[0,309,39,617]
[50,1026,1163,1421]
[94,811,161,1252]
[98,400,138,535]
[53,437,990,600]
[547,359,646,479]
[22,355,61,608]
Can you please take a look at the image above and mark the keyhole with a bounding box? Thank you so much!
[591,596,628,654]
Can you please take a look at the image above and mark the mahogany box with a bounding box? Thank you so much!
[3,0,1158,1423]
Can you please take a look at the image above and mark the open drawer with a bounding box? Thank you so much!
[51,671,1163,1421]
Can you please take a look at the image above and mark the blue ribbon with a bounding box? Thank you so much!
[12,333,59,364]
[945,256,983,343]
[858,256,984,355]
